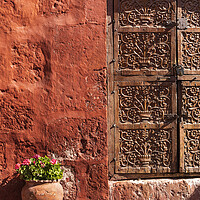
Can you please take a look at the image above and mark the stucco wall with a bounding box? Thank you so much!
[0,0,107,199]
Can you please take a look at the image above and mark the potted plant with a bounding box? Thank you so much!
[15,155,64,200]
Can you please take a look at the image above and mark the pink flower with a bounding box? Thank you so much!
[33,154,41,159]
[22,159,31,165]
[41,163,45,168]
[33,161,36,164]
[15,163,21,170]
[50,159,57,165]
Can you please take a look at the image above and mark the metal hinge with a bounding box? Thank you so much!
[110,124,118,129]
[173,64,184,76]
[177,17,188,30]
[165,20,178,28]
[108,19,115,26]
[165,17,187,30]
[110,59,116,64]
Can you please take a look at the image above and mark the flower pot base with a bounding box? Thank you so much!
[21,181,63,200]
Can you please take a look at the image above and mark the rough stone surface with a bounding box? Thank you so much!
[60,166,76,200]
[0,0,107,199]
[109,179,200,200]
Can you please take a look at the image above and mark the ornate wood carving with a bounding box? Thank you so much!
[119,0,175,27]
[182,85,200,124]
[110,0,200,178]
[118,32,171,72]
[118,83,172,124]
[118,129,172,173]
[180,82,200,173]
[184,129,200,172]
[180,0,200,28]
[181,32,200,71]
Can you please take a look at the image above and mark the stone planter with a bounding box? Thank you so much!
[21,180,63,200]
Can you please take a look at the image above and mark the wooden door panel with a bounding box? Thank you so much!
[178,0,200,28]
[178,30,200,75]
[178,0,200,173]
[178,0,200,75]
[180,81,200,173]
[114,81,177,173]
[110,0,200,177]
[117,31,175,76]
[114,0,176,76]
[115,81,176,125]
[115,127,176,173]
[117,0,176,28]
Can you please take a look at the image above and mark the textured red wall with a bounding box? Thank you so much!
[0,0,107,199]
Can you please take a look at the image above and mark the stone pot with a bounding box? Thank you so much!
[21,180,63,200]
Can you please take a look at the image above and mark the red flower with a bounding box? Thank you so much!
[15,163,21,170]
[50,159,57,165]
[22,159,31,165]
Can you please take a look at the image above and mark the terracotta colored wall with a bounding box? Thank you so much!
[0,0,108,199]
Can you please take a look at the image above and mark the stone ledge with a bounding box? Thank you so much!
[109,179,200,200]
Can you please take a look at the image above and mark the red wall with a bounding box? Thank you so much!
[0,0,107,199]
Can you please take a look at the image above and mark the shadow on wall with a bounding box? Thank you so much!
[0,174,24,200]
[188,186,200,200]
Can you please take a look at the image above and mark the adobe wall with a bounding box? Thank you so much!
[0,0,107,199]
[2,1,200,200]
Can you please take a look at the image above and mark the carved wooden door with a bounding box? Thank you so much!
[110,0,200,177]
[178,0,200,173]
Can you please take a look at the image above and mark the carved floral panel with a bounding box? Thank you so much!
[182,32,200,71]
[119,0,174,27]
[182,86,200,124]
[119,129,172,171]
[119,83,172,123]
[184,129,200,170]
[180,0,200,28]
[118,32,171,72]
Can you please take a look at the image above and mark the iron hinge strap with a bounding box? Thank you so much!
[173,64,184,76]
[165,18,188,30]
[110,124,118,129]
